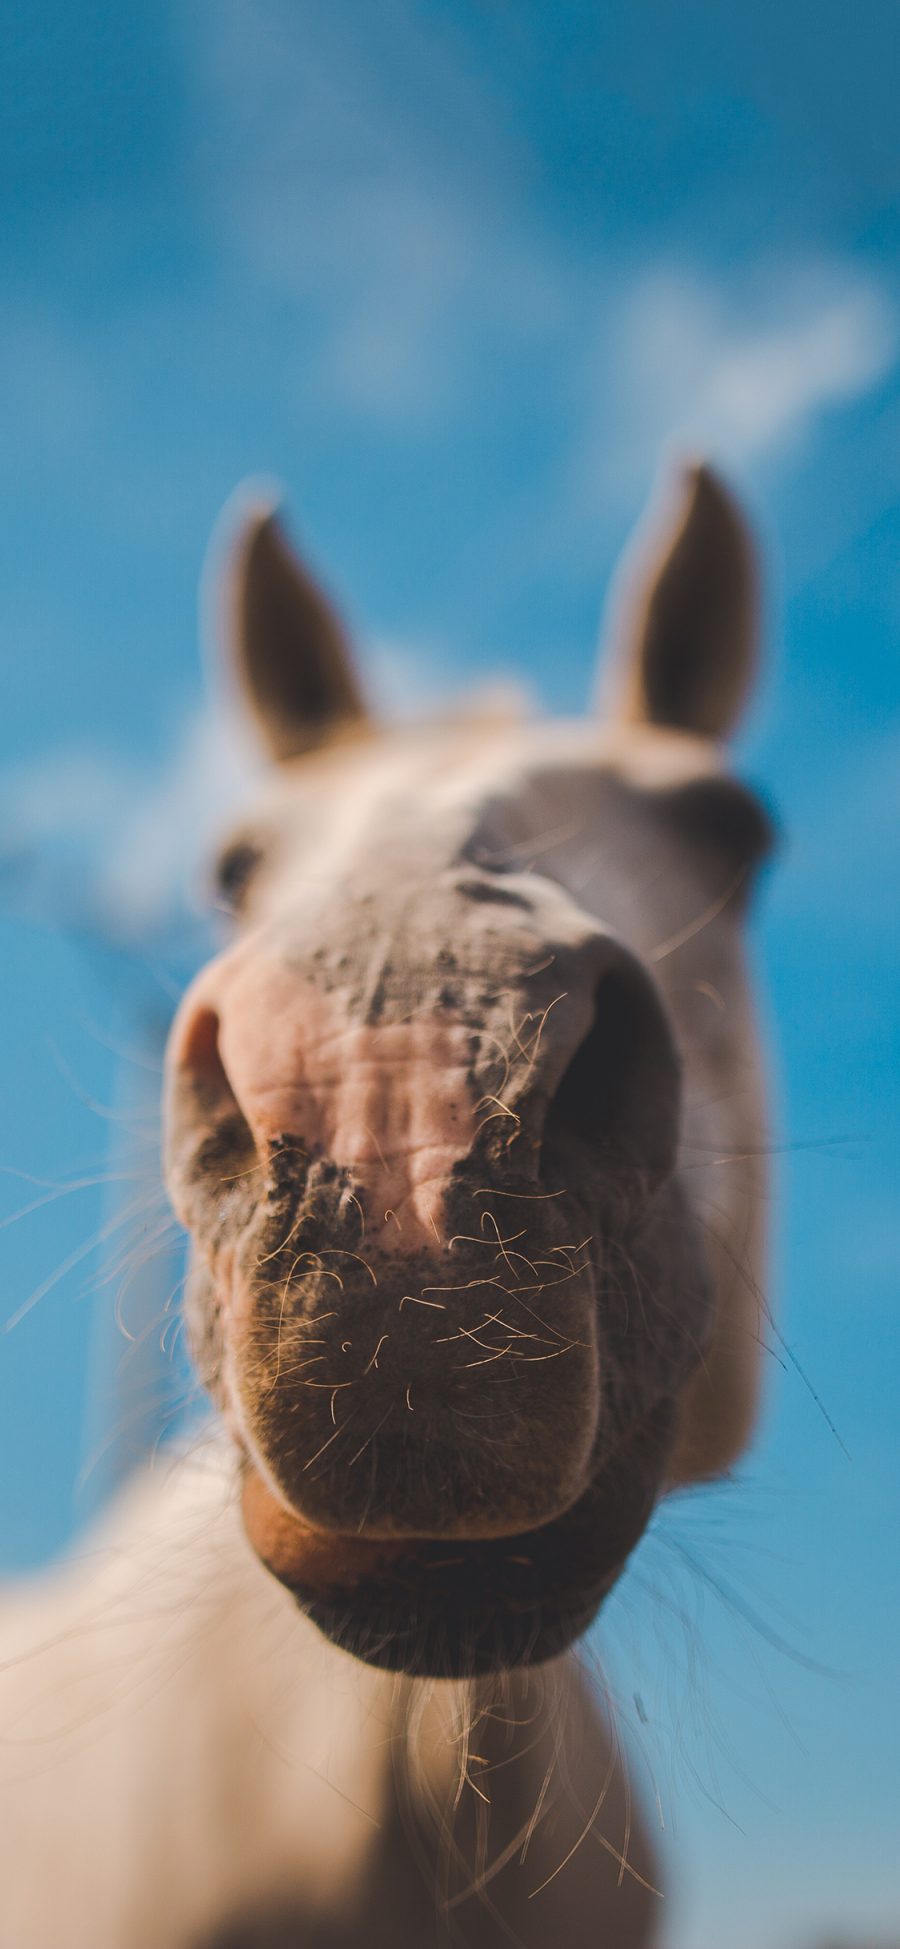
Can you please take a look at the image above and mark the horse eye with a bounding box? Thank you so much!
[213,839,264,912]
[662,777,778,867]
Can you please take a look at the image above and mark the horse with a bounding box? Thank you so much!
[0,458,775,1947]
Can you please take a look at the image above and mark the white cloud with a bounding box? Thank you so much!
[366,633,460,716]
[367,633,532,722]
[0,706,262,947]
[610,264,895,471]
[178,0,566,426]
[536,260,897,570]
[700,287,892,455]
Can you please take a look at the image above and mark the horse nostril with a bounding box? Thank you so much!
[165,1005,261,1216]
[543,963,681,1200]
[178,1006,237,1108]
[167,1000,258,1191]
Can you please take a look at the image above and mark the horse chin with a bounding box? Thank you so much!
[243,1489,611,1679]
[301,1582,605,1679]
[239,1397,676,1679]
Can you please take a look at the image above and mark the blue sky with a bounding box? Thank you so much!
[1,5,898,1944]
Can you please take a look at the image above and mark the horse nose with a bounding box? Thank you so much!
[164,928,682,1545]
[540,944,682,1213]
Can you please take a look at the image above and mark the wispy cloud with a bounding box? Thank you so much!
[0,706,261,949]
[468,255,897,584]
[613,263,895,466]
[182,0,561,426]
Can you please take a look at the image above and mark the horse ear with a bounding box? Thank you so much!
[602,462,760,740]
[221,499,369,762]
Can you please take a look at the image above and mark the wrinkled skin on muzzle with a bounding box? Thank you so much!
[164,461,773,1676]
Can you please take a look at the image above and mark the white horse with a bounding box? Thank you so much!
[0,460,774,1947]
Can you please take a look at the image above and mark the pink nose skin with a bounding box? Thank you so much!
[170,946,478,1252]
